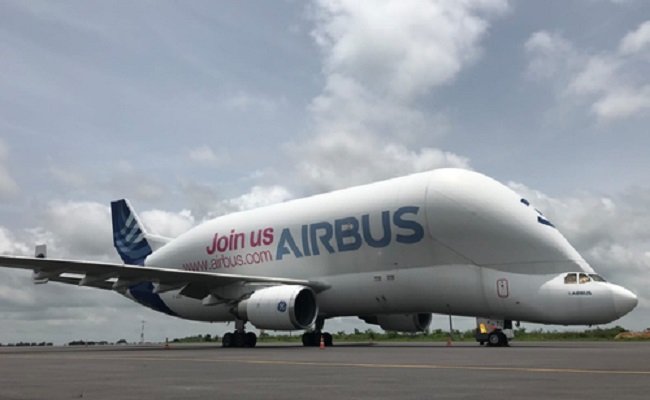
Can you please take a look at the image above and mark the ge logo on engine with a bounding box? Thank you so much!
[277,300,287,312]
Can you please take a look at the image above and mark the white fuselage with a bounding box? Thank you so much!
[133,169,637,326]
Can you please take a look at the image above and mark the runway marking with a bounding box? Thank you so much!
[6,354,650,376]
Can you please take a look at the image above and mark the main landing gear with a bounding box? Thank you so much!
[301,317,333,347]
[222,320,257,348]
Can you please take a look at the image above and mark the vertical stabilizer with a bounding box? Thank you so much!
[111,199,152,265]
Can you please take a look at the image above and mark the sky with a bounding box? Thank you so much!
[1,0,649,344]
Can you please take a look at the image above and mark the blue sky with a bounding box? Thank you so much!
[1,0,649,344]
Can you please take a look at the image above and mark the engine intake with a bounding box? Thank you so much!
[237,285,318,330]
[360,313,432,332]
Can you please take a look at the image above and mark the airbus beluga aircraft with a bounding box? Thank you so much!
[0,168,638,347]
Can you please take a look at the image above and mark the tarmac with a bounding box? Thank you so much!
[1,341,649,400]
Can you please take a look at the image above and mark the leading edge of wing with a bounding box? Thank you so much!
[0,255,329,292]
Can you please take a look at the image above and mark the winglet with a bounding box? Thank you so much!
[111,199,153,266]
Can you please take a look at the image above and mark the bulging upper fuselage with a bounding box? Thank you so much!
[139,168,637,326]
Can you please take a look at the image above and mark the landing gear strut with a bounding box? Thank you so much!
[302,317,333,347]
[222,320,257,348]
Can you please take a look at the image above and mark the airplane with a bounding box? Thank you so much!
[0,168,638,348]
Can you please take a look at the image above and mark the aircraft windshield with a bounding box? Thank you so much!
[564,272,607,284]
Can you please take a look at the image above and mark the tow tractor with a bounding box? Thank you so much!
[475,318,514,347]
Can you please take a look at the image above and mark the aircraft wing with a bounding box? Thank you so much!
[0,255,329,300]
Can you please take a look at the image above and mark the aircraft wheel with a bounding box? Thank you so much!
[222,332,234,348]
[302,332,315,347]
[499,331,509,347]
[233,331,246,348]
[245,332,257,348]
[323,332,333,347]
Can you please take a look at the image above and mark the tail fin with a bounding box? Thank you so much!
[111,199,153,265]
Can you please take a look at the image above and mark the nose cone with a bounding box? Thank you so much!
[612,285,638,318]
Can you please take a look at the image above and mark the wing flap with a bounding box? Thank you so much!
[48,275,114,291]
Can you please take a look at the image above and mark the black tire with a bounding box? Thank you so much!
[498,331,509,347]
[302,332,314,347]
[323,332,333,347]
[313,332,323,347]
[245,332,257,348]
[222,332,233,348]
[233,332,246,348]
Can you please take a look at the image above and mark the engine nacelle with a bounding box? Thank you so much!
[360,313,432,332]
[237,285,318,330]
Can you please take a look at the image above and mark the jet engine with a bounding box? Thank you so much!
[236,285,318,330]
[360,313,432,332]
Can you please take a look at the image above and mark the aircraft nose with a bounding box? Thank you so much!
[612,285,638,317]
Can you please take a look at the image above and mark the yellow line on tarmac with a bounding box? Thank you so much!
[9,354,650,376]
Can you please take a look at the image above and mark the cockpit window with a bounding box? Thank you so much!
[564,273,577,284]
[579,273,591,284]
[589,274,607,282]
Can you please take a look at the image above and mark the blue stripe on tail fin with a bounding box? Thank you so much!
[111,199,152,265]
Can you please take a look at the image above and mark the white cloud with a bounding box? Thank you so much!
[619,20,650,55]
[187,145,228,167]
[0,139,19,198]
[40,201,114,260]
[524,31,575,80]
[592,87,650,119]
[175,184,294,221]
[568,56,622,95]
[311,0,509,101]
[227,185,293,212]
[296,133,470,191]
[525,21,650,121]
[140,209,195,238]
[294,0,503,191]
[0,227,30,256]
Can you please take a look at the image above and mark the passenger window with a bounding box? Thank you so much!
[564,273,577,284]
[589,274,607,282]
[579,273,591,284]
